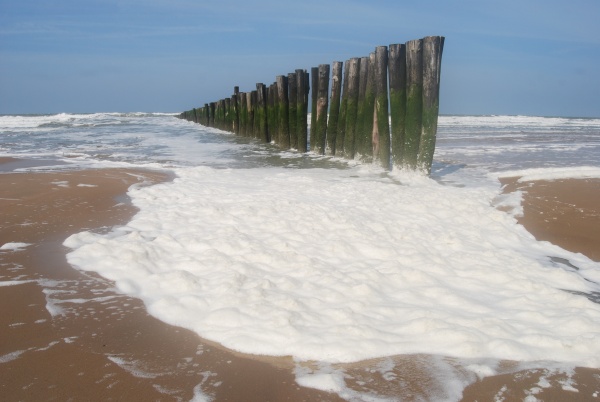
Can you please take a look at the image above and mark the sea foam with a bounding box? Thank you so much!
[64,164,600,366]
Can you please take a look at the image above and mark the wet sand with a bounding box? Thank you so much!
[460,177,600,400]
[1,159,599,401]
[500,177,600,262]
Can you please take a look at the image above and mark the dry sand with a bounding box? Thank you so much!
[1,159,599,401]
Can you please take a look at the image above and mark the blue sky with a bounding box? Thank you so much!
[1,0,599,117]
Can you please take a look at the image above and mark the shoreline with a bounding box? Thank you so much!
[1,159,599,400]
[500,177,600,262]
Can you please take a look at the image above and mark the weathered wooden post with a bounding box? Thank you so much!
[373,46,390,169]
[326,61,343,155]
[221,100,226,130]
[418,36,444,174]
[343,58,361,159]
[216,100,223,129]
[276,75,290,149]
[355,56,370,161]
[224,98,231,131]
[239,93,247,135]
[287,72,298,149]
[247,91,255,138]
[335,62,350,155]
[404,38,423,169]
[252,87,263,140]
[204,103,209,126]
[388,44,407,167]
[250,90,258,138]
[212,101,218,129]
[268,83,278,144]
[233,87,240,134]
[256,83,268,142]
[215,101,220,129]
[364,52,376,159]
[314,64,330,155]
[309,67,318,151]
[296,70,308,152]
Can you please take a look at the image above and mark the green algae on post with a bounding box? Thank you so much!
[418,36,444,174]
[287,74,298,149]
[314,64,330,155]
[355,56,371,162]
[296,70,308,152]
[404,38,423,169]
[335,61,350,156]
[326,61,343,156]
[388,43,407,168]
[343,58,361,160]
[276,75,290,149]
[374,46,390,169]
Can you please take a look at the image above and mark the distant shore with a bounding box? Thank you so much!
[1,158,599,401]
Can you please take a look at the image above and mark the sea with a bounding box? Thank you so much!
[1,113,600,400]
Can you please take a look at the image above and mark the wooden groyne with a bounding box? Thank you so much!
[178,36,444,174]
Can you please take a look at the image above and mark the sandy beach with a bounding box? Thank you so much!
[1,158,599,401]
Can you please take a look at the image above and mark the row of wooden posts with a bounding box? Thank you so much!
[178,36,444,174]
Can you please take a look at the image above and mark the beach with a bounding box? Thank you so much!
[2,157,599,401]
[0,159,341,401]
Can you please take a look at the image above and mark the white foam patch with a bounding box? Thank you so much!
[492,191,524,218]
[495,166,600,182]
[0,242,32,251]
[0,279,36,287]
[0,350,26,364]
[190,371,217,402]
[42,288,68,317]
[107,355,158,379]
[51,180,70,187]
[64,164,600,366]
[295,365,346,396]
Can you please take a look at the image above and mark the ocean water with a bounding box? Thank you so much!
[2,113,600,399]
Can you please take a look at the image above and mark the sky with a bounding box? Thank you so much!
[1,0,599,117]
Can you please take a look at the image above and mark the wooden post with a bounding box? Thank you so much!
[276,75,290,149]
[355,56,370,161]
[287,72,298,149]
[326,61,343,155]
[309,67,318,152]
[215,101,220,129]
[296,70,308,152]
[239,93,247,135]
[226,98,233,131]
[256,83,268,142]
[343,58,361,159]
[213,100,221,128]
[204,103,209,126]
[314,64,330,155]
[209,102,215,127]
[418,36,444,174]
[268,83,278,144]
[233,87,240,134]
[388,44,407,168]
[247,91,255,138]
[221,100,226,130]
[373,46,390,169]
[335,62,350,155]
[364,52,376,159]
[404,38,423,169]
[250,90,258,138]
